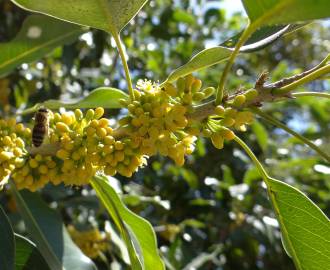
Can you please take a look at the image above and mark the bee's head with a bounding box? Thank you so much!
[35,108,49,123]
[38,108,49,113]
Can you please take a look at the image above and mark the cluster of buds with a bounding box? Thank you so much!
[67,225,110,259]
[202,104,254,149]
[164,74,215,105]
[0,119,30,187]
[0,74,257,191]
[119,79,196,166]
[162,76,257,150]
[11,108,146,191]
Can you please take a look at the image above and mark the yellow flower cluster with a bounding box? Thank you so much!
[164,74,215,105]
[119,79,196,166]
[201,95,256,149]
[12,107,146,191]
[1,74,257,191]
[0,118,30,188]
[67,225,109,259]
[162,75,256,150]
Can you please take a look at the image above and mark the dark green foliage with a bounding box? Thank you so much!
[0,0,329,269]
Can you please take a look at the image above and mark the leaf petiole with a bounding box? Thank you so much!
[215,22,257,105]
[112,33,135,102]
[252,108,330,163]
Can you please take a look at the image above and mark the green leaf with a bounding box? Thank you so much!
[43,87,129,109]
[241,0,330,26]
[93,177,143,270]
[11,185,96,270]
[164,46,232,83]
[267,177,330,269]
[173,9,195,24]
[222,24,305,52]
[0,205,15,270]
[15,234,51,270]
[11,0,148,33]
[251,121,268,151]
[0,15,83,78]
[91,175,165,270]
[163,24,306,84]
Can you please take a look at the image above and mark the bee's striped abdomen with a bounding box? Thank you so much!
[32,124,46,147]
[32,108,49,147]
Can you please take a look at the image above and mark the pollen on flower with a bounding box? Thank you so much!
[1,74,255,192]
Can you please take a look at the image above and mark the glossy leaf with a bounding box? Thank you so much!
[164,24,306,83]
[222,24,305,52]
[242,0,330,26]
[0,205,15,270]
[43,87,129,109]
[164,46,232,83]
[11,0,148,33]
[93,176,143,270]
[91,175,165,270]
[11,186,96,270]
[267,177,330,269]
[0,15,83,77]
[15,234,50,270]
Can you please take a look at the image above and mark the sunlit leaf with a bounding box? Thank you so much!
[163,25,305,83]
[0,205,15,270]
[91,175,165,270]
[11,186,96,270]
[164,46,232,83]
[242,0,330,26]
[173,9,195,24]
[267,177,330,269]
[0,15,83,77]
[11,0,148,33]
[222,24,305,52]
[43,87,129,109]
[15,234,50,270]
[164,24,306,84]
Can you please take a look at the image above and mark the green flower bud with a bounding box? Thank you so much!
[85,109,95,121]
[214,105,225,116]
[182,93,193,104]
[164,83,177,97]
[211,133,224,149]
[192,92,205,102]
[233,94,246,107]
[191,79,202,93]
[244,89,258,101]
[176,77,186,93]
[185,74,194,92]
[202,128,212,137]
[202,87,215,98]
[220,117,235,127]
[74,109,83,121]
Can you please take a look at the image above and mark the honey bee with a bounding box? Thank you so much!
[32,108,49,147]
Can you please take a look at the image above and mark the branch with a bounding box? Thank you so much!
[265,54,329,90]
[272,64,330,95]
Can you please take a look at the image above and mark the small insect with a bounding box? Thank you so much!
[32,108,49,147]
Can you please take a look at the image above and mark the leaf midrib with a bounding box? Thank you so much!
[0,28,82,70]
[267,178,306,270]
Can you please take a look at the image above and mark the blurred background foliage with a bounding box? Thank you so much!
[0,0,329,269]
